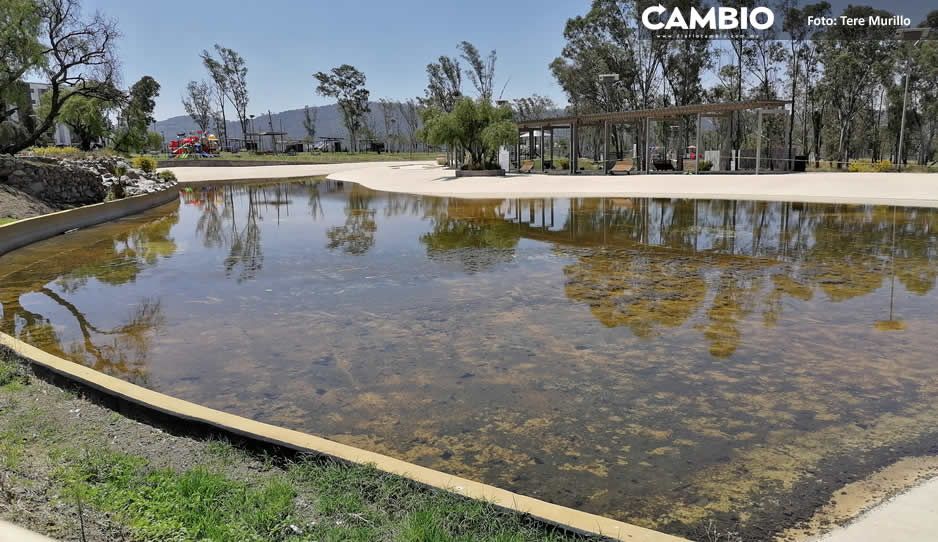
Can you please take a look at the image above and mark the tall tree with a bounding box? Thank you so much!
[182,80,214,135]
[114,75,160,152]
[398,99,420,152]
[302,105,317,143]
[782,1,831,166]
[202,45,249,142]
[1,0,121,154]
[378,99,396,152]
[421,56,462,112]
[512,94,556,121]
[314,65,370,152]
[457,41,497,103]
[817,5,898,167]
[201,51,228,147]
[0,0,43,124]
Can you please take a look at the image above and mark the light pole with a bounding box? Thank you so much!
[896,28,930,171]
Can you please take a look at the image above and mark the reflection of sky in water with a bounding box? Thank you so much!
[1,179,937,538]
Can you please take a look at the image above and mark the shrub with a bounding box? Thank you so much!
[132,156,158,173]
[874,159,893,172]
[158,170,176,182]
[849,160,893,173]
[553,157,569,170]
[27,146,83,158]
[699,160,713,172]
[435,155,447,166]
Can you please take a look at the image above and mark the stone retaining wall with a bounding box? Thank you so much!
[0,154,106,206]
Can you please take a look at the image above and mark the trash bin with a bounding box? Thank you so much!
[794,155,808,172]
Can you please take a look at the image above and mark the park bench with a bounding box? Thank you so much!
[610,159,634,175]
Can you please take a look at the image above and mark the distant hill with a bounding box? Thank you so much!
[152,102,416,147]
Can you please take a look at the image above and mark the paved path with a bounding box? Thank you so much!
[166,160,430,183]
[330,164,938,207]
[167,162,938,206]
[816,477,938,541]
[0,521,55,541]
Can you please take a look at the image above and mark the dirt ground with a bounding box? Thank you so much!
[0,183,58,221]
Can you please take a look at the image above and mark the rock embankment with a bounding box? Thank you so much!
[0,154,177,208]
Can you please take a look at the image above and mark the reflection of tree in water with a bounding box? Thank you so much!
[563,250,707,337]
[419,199,521,272]
[224,188,264,282]
[0,214,177,382]
[326,187,376,256]
[537,199,938,356]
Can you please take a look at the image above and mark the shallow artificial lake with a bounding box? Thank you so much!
[2,179,938,538]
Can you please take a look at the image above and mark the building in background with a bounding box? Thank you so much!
[10,82,75,147]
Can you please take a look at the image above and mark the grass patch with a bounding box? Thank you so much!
[0,217,17,226]
[59,450,297,542]
[0,349,589,542]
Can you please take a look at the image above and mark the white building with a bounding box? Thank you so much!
[9,82,75,147]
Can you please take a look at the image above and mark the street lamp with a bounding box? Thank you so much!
[895,27,930,171]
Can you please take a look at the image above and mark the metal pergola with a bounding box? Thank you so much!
[514,99,788,175]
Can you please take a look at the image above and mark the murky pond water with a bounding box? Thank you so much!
[2,179,938,539]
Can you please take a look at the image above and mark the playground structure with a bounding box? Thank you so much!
[168,131,220,159]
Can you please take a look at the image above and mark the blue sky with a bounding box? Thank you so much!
[86,0,934,121]
[86,0,582,120]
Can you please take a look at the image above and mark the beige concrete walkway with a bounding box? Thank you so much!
[330,164,938,207]
[815,477,938,541]
[167,161,938,207]
[166,160,429,183]
[0,521,55,541]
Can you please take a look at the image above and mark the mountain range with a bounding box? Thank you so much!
[152,102,415,146]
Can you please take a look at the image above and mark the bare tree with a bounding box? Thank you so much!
[182,80,213,135]
[378,98,396,152]
[398,99,420,152]
[1,0,122,154]
[302,105,317,142]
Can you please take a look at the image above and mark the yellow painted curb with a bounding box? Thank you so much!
[0,334,684,542]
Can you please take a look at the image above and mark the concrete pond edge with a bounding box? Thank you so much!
[0,184,685,542]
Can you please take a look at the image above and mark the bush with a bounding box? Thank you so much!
[132,156,158,173]
[849,160,893,173]
[158,170,177,182]
[553,157,569,170]
[435,155,447,166]
[26,146,83,158]
[699,160,713,172]
[874,159,893,172]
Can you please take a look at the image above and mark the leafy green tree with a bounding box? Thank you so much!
[457,41,497,103]
[0,0,42,124]
[39,89,114,150]
[0,0,121,154]
[114,76,161,152]
[420,98,514,170]
[817,5,899,166]
[314,65,370,152]
[146,131,163,152]
[512,94,556,121]
[421,55,462,112]
[201,45,249,141]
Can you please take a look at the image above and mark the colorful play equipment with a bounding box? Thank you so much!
[168,131,219,159]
